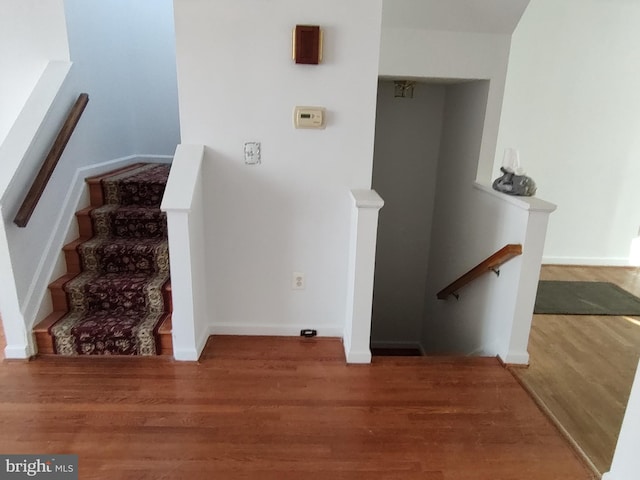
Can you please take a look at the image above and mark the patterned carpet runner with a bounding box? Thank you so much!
[51,164,170,355]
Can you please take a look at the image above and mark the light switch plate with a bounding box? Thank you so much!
[244,142,261,165]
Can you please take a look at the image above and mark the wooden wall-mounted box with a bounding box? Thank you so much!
[293,25,322,65]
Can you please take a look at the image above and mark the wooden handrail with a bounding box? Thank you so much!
[13,93,89,228]
[436,244,522,300]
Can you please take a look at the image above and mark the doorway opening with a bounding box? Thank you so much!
[370,78,489,356]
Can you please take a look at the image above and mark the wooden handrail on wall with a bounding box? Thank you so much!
[436,244,523,300]
[13,93,89,228]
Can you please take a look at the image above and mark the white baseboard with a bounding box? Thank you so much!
[499,351,529,365]
[21,154,174,331]
[543,256,630,267]
[341,329,372,364]
[135,154,173,164]
[4,343,30,359]
[172,347,200,361]
[209,323,343,337]
[345,349,372,363]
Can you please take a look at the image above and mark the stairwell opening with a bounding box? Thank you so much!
[370,78,490,355]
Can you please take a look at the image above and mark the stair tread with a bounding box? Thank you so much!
[34,311,66,333]
[85,163,147,185]
[49,273,78,289]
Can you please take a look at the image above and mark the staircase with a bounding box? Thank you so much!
[34,163,173,355]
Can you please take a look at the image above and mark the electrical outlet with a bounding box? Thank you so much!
[292,272,305,290]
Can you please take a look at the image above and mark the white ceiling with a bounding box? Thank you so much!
[382,0,531,34]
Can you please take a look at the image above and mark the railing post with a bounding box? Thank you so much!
[344,189,384,364]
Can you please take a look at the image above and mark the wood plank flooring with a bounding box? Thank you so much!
[0,335,594,479]
[511,265,640,475]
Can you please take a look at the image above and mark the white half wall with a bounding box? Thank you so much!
[0,0,69,145]
[161,144,208,361]
[422,82,555,361]
[496,0,640,265]
[173,0,383,337]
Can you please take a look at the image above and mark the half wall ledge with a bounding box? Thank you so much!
[473,182,557,213]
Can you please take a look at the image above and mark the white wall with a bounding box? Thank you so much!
[422,82,498,354]
[173,0,383,336]
[496,0,640,265]
[0,0,69,145]
[371,81,445,347]
[379,0,528,182]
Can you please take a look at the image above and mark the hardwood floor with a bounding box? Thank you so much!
[0,335,593,479]
[511,265,640,475]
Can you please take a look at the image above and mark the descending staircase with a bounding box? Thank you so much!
[34,163,173,355]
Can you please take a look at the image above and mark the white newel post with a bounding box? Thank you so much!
[504,201,556,364]
[344,189,384,364]
[603,360,640,480]
[161,144,208,361]
[472,183,557,365]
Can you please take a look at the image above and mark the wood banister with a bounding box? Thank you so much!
[13,93,89,228]
[436,244,522,300]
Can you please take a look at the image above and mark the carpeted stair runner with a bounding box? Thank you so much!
[51,164,170,355]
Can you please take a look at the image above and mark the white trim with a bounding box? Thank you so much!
[209,323,343,338]
[498,351,529,365]
[196,327,209,356]
[350,189,384,209]
[345,349,372,363]
[543,256,630,267]
[473,182,557,213]
[21,155,173,330]
[135,155,173,164]
[3,343,31,360]
[342,328,352,362]
[161,145,204,212]
[172,347,200,362]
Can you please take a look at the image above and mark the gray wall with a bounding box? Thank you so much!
[64,0,180,156]
[422,81,502,354]
[370,81,445,347]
